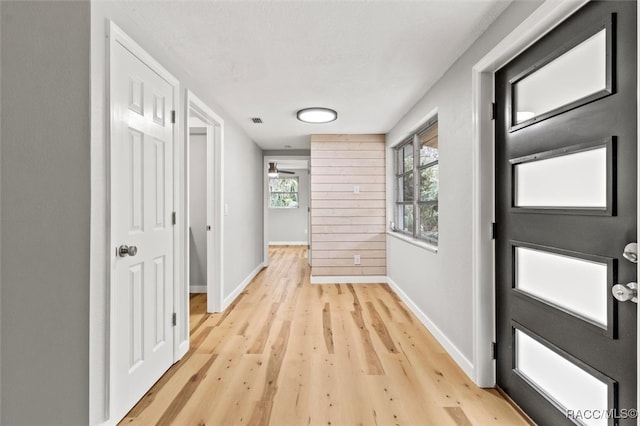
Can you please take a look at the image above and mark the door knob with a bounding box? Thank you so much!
[623,242,638,263]
[118,245,138,257]
[612,282,638,303]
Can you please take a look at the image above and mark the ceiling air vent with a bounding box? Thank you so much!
[251,117,263,124]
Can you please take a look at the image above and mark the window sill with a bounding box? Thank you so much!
[387,231,438,253]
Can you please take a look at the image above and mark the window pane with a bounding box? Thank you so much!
[270,193,299,208]
[515,246,608,327]
[515,330,609,426]
[419,164,438,201]
[396,177,405,202]
[419,124,438,166]
[402,204,414,233]
[269,177,299,208]
[514,146,606,208]
[418,203,438,241]
[403,173,414,201]
[403,145,414,172]
[513,29,607,125]
[269,177,298,192]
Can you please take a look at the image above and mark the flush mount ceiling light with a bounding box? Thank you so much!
[296,107,337,124]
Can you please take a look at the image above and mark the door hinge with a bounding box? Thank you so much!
[172,312,177,327]
[491,222,497,240]
[172,212,176,225]
[491,102,497,120]
[171,110,176,124]
[491,341,497,360]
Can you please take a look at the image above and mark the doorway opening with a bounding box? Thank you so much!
[187,122,208,296]
[182,90,224,358]
[262,156,311,266]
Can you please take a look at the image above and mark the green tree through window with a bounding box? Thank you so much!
[395,118,438,244]
[269,177,299,208]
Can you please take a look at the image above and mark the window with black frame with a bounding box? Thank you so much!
[394,118,438,245]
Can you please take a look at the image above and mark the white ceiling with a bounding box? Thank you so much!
[116,1,511,150]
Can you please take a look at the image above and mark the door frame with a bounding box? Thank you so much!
[106,20,180,422]
[183,90,224,321]
[262,155,310,266]
[470,0,640,396]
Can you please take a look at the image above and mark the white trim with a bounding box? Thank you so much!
[470,0,589,388]
[184,90,224,317]
[189,285,207,294]
[388,107,439,148]
[268,241,308,246]
[387,277,474,378]
[386,231,438,253]
[107,20,181,424]
[310,275,388,284]
[222,263,266,310]
[108,23,178,86]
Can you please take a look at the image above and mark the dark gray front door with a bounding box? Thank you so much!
[495,2,637,425]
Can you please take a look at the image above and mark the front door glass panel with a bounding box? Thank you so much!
[515,329,610,426]
[512,28,608,127]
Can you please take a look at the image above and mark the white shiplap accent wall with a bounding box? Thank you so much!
[311,135,387,277]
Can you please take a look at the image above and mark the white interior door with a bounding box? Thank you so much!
[110,26,177,420]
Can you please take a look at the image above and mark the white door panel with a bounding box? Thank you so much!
[110,35,175,421]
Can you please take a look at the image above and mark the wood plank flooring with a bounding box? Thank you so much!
[121,246,529,426]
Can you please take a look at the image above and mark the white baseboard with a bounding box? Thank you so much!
[310,275,388,284]
[269,241,308,246]
[221,263,266,310]
[387,276,475,380]
[189,285,207,293]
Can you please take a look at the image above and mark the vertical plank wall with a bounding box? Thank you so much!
[310,134,386,278]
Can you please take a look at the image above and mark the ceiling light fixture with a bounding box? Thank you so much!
[296,107,337,124]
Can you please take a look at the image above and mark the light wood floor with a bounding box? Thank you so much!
[121,246,529,426]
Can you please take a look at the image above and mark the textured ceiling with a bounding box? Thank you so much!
[115,1,511,150]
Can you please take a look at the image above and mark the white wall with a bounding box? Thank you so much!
[189,131,207,290]
[221,125,263,302]
[1,2,91,424]
[386,1,543,371]
[269,169,309,244]
[90,3,264,424]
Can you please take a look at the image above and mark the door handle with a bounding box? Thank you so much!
[612,282,638,303]
[623,242,638,263]
[118,245,138,258]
